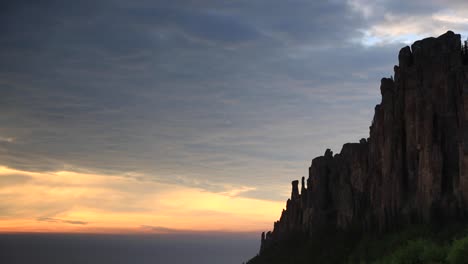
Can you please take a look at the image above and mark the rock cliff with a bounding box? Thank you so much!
[258,31,468,254]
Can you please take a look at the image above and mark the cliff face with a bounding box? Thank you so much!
[259,31,468,253]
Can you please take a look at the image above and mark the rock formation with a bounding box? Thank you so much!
[258,31,468,253]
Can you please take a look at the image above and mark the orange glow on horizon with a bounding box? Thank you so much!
[0,166,284,234]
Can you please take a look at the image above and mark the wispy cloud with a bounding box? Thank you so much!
[140,225,181,234]
[354,0,468,45]
[36,217,88,225]
[0,136,14,143]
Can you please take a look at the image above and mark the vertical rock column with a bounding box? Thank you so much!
[460,76,468,212]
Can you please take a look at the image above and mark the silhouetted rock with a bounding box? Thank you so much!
[291,180,299,200]
[257,31,468,255]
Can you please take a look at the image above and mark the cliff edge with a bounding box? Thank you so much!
[251,31,468,261]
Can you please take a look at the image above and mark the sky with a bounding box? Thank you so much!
[1,0,468,234]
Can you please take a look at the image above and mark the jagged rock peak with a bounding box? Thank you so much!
[398,30,461,68]
[291,180,299,200]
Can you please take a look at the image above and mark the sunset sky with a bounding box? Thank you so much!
[1,0,468,234]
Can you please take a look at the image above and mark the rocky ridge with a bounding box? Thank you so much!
[258,31,468,255]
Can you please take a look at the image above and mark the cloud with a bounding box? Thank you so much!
[36,217,88,225]
[0,174,31,186]
[354,0,468,45]
[140,225,181,234]
[159,9,261,46]
[0,136,14,143]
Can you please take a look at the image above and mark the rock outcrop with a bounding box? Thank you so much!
[258,31,468,253]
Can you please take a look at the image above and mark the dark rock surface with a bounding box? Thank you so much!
[257,31,468,254]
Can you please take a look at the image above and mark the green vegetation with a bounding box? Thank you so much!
[371,239,447,264]
[446,235,468,264]
[247,224,468,264]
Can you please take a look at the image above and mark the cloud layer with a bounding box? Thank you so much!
[1,0,468,232]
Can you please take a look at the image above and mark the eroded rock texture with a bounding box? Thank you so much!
[260,31,468,253]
